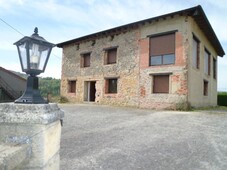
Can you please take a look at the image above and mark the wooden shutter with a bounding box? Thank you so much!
[107,49,117,64]
[69,81,76,93]
[83,53,90,67]
[150,33,175,56]
[153,75,169,93]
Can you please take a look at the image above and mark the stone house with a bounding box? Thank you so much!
[57,5,225,109]
[0,66,26,102]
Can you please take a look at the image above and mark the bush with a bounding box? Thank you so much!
[218,92,227,106]
[59,96,69,103]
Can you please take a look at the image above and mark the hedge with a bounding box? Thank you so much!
[218,92,227,106]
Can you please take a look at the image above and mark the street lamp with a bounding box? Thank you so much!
[14,27,55,104]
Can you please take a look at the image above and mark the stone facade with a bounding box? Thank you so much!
[57,6,225,109]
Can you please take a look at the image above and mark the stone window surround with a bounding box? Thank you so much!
[80,51,92,68]
[103,46,118,65]
[67,79,77,94]
[104,76,120,95]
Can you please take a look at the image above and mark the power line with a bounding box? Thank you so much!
[0,17,24,36]
[0,17,62,60]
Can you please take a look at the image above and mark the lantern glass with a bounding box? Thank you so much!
[28,42,51,71]
[18,42,28,70]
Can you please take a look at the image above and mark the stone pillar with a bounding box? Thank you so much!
[0,103,64,170]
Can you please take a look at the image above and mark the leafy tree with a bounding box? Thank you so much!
[39,77,60,97]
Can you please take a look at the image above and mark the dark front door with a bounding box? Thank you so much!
[84,81,96,102]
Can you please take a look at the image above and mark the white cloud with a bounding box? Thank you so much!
[0,0,226,87]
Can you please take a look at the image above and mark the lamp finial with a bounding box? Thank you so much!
[34,27,38,35]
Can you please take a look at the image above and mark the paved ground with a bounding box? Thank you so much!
[59,104,227,170]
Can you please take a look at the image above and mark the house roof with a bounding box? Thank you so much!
[0,67,26,82]
[57,5,225,57]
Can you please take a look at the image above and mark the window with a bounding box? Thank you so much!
[203,80,208,96]
[192,35,200,69]
[213,57,217,79]
[68,80,76,93]
[204,49,210,75]
[81,53,90,67]
[150,33,175,66]
[105,48,117,64]
[153,75,169,93]
[105,78,118,94]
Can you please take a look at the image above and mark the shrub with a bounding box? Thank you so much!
[59,96,69,103]
[218,92,227,106]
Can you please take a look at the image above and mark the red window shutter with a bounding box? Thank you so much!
[153,75,169,93]
[83,53,90,67]
[107,49,117,64]
[69,81,76,93]
[150,33,175,56]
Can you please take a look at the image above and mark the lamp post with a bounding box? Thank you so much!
[14,27,55,104]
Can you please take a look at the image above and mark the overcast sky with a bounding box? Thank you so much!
[0,0,227,91]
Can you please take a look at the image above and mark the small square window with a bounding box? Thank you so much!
[105,78,118,93]
[68,80,76,93]
[105,48,117,64]
[153,75,169,93]
[81,53,90,67]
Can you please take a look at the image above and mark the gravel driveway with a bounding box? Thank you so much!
[59,104,227,170]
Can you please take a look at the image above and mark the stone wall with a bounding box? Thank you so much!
[61,28,141,107]
[138,16,189,109]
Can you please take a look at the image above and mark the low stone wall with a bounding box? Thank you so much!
[0,103,64,170]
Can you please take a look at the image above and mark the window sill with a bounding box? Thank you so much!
[104,93,118,97]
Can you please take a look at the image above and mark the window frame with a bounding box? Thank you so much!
[203,80,208,96]
[152,74,170,94]
[204,48,211,75]
[68,80,76,93]
[104,47,118,65]
[149,31,176,66]
[213,57,217,79]
[81,52,91,68]
[192,35,200,69]
[105,78,118,94]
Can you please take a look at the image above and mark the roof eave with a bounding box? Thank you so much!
[56,5,225,57]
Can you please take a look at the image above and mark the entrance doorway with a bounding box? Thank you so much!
[84,81,96,102]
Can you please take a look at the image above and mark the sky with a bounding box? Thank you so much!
[0,0,227,91]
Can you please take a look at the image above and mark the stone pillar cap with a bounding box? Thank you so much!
[0,103,64,124]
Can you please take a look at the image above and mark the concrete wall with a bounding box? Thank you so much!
[187,18,218,107]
